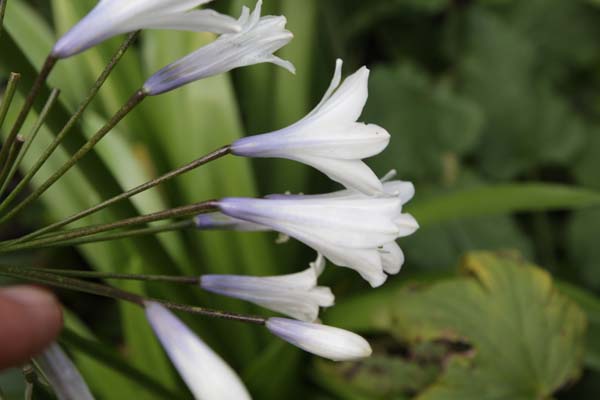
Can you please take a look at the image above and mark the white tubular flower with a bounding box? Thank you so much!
[194,212,270,232]
[200,254,334,322]
[35,343,95,400]
[231,59,390,195]
[266,318,372,362]
[52,0,240,59]
[217,196,418,287]
[143,0,294,95]
[145,302,251,400]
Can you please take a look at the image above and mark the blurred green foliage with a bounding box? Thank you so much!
[1,0,600,399]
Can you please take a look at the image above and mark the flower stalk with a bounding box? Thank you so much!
[0,32,140,219]
[0,55,57,169]
[0,264,266,324]
[0,87,146,224]
[0,72,20,131]
[0,88,61,198]
[0,201,217,252]
[10,145,231,245]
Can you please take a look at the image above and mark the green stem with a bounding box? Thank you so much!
[0,32,139,220]
[59,328,182,399]
[0,264,266,324]
[28,267,200,284]
[18,219,194,249]
[0,55,57,169]
[0,89,60,199]
[0,88,146,223]
[0,201,217,252]
[11,145,230,245]
[0,72,20,132]
[0,0,7,38]
[0,134,22,187]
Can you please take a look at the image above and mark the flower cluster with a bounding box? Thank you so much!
[29,0,418,398]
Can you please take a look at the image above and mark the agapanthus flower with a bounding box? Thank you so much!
[36,343,95,400]
[231,59,389,195]
[52,0,240,58]
[200,254,334,321]
[145,302,251,400]
[143,0,294,95]
[266,317,372,361]
[216,195,418,287]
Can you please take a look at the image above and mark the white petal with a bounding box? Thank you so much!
[292,156,384,195]
[36,343,94,400]
[379,242,405,275]
[194,212,270,232]
[383,181,415,204]
[145,302,251,400]
[395,213,420,237]
[140,10,241,34]
[266,318,372,361]
[143,2,293,94]
[305,59,344,119]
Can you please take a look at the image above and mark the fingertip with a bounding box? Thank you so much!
[0,286,63,370]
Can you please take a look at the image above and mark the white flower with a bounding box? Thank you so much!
[217,196,418,287]
[195,212,270,232]
[266,318,372,361]
[200,254,334,321]
[231,59,389,195]
[52,0,240,58]
[143,0,294,95]
[145,302,251,400]
[35,343,95,400]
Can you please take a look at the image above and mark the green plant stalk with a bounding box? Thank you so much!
[0,72,20,131]
[0,88,60,198]
[59,328,182,399]
[11,145,231,245]
[22,219,195,249]
[0,0,6,38]
[0,135,23,188]
[0,201,217,252]
[0,264,266,324]
[0,55,57,169]
[0,88,147,223]
[0,32,139,219]
[28,267,200,284]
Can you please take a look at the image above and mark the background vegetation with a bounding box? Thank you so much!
[1,0,600,398]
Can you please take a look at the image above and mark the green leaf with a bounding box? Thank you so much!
[566,208,600,290]
[323,252,586,399]
[454,7,585,179]
[363,63,484,182]
[409,183,600,227]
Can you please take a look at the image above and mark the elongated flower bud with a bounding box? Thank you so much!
[217,196,418,287]
[35,343,95,400]
[200,254,333,321]
[266,318,372,361]
[145,302,251,400]
[52,0,240,58]
[143,0,294,95]
[231,59,388,195]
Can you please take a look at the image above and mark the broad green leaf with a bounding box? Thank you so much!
[323,253,586,399]
[313,354,440,400]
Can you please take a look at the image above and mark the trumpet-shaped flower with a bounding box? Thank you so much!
[200,254,334,321]
[266,318,372,361]
[52,0,240,58]
[231,59,389,195]
[145,302,251,400]
[143,0,294,95]
[217,196,418,287]
[36,343,95,400]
